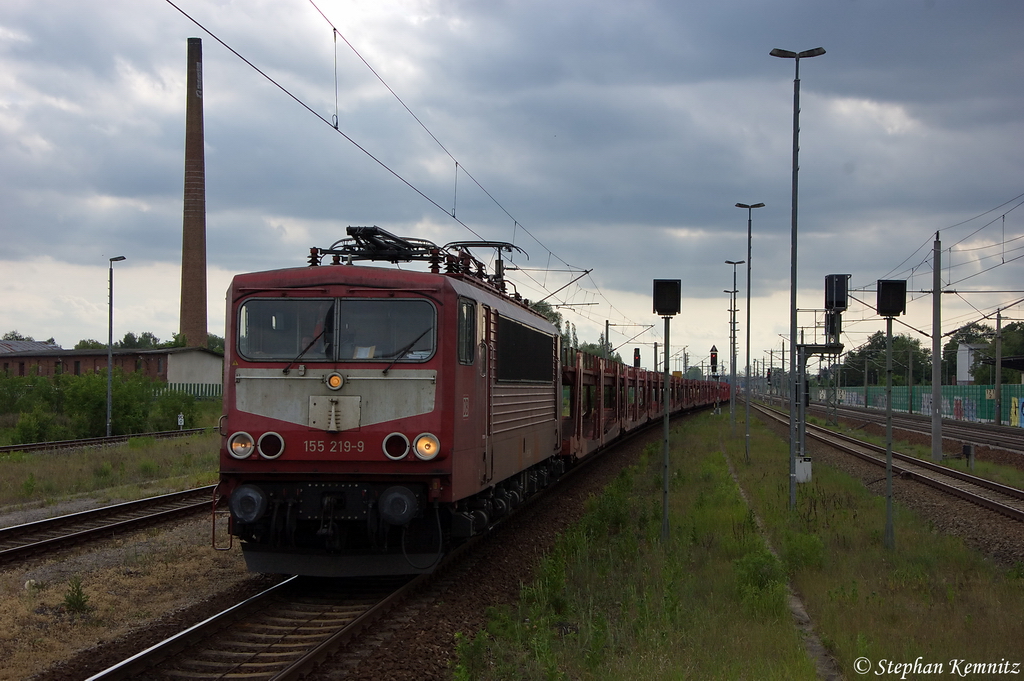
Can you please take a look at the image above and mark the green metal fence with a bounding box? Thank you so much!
[816,384,1024,426]
[156,383,223,400]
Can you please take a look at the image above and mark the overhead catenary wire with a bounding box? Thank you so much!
[306,0,582,274]
[162,0,488,242]
[879,191,1024,285]
[304,1,659,340]
[169,0,654,343]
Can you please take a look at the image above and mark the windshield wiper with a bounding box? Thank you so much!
[282,327,327,375]
[382,328,431,375]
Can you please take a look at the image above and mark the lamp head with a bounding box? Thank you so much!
[109,255,126,263]
[770,47,825,59]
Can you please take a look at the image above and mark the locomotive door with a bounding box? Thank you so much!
[481,304,495,484]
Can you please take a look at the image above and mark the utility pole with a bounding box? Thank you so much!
[931,232,942,461]
[864,358,869,407]
[995,309,1003,425]
[908,347,914,415]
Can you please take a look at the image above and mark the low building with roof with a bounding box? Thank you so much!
[0,346,223,398]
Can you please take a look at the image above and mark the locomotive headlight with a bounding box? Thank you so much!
[413,433,441,461]
[383,432,410,460]
[325,372,344,390]
[227,432,255,459]
[257,432,285,459]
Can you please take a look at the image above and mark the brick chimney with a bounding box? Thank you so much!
[180,37,208,349]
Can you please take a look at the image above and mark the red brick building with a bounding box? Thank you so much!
[0,347,223,395]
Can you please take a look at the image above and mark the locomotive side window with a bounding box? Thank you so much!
[496,316,554,383]
[457,298,475,365]
[238,299,335,361]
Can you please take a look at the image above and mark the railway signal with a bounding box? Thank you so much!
[878,279,907,551]
[652,279,681,542]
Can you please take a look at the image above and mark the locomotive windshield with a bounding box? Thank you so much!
[237,298,435,363]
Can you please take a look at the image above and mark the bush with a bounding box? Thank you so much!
[61,370,153,437]
[12,406,72,445]
[782,530,826,573]
[149,390,197,431]
[735,548,785,590]
[0,372,209,442]
[734,548,788,619]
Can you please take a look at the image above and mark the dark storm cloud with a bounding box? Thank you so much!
[1,0,1022,350]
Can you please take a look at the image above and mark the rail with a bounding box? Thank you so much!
[0,486,216,564]
[85,410,702,679]
[0,428,212,456]
[752,402,1024,523]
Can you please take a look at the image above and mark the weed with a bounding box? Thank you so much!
[138,459,159,477]
[451,630,492,681]
[21,472,36,497]
[63,576,91,614]
[781,530,825,573]
[735,547,785,591]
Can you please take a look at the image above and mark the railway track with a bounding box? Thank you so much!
[753,402,1024,522]
[806,401,1024,454]
[0,486,216,564]
[0,428,211,456]
[86,574,416,680]
[81,411,696,680]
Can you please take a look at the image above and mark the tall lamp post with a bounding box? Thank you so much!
[107,255,126,437]
[736,202,764,463]
[771,46,825,510]
[725,260,744,434]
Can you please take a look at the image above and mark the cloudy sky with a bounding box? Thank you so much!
[2,0,1022,374]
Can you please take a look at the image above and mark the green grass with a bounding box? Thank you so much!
[453,417,817,680]
[453,409,1024,679]
[0,430,220,508]
[728,409,1024,675]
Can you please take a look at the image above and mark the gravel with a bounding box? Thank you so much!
[306,429,662,680]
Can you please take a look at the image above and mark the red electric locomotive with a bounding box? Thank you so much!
[214,226,726,576]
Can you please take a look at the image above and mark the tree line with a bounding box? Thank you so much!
[820,321,1023,387]
[530,301,623,364]
[3,329,225,354]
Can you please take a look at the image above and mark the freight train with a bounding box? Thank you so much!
[213,226,727,576]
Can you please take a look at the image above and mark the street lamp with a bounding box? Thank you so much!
[736,202,764,463]
[771,46,825,509]
[107,255,126,437]
[725,260,744,435]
